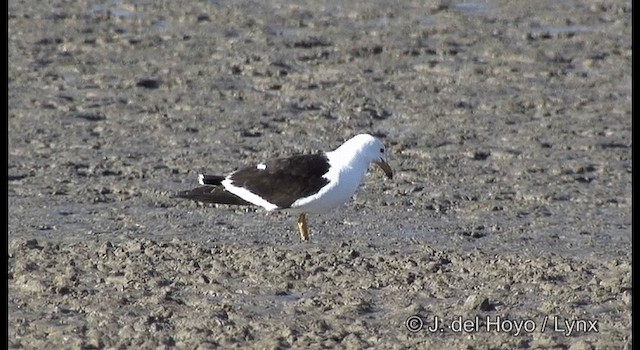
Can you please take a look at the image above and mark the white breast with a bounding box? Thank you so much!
[289,152,369,214]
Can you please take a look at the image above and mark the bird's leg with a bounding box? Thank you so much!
[297,213,309,242]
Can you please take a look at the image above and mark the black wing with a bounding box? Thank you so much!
[228,153,331,208]
[176,186,252,206]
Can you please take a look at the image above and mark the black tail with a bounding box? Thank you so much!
[175,186,252,206]
[199,174,226,186]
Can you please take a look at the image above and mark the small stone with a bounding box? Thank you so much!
[569,339,593,350]
[463,294,491,311]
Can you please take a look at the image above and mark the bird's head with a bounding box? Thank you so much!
[342,134,393,180]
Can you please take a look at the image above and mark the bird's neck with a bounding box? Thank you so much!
[326,149,369,179]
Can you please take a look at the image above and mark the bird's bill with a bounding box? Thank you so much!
[374,160,393,179]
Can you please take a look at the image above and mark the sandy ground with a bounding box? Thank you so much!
[8,0,631,349]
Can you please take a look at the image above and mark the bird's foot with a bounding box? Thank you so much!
[297,213,309,242]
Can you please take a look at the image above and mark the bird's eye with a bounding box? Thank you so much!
[379,148,384,153]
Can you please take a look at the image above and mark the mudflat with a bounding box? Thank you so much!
[9,0,631,349]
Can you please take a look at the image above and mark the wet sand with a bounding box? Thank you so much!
[9,0,631,348]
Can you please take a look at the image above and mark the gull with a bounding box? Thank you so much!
[177,133,393,241]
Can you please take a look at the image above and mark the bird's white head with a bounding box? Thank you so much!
[334,134,393,179]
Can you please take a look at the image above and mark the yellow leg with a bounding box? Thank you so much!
[297,213,309,242]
